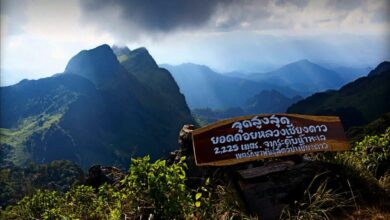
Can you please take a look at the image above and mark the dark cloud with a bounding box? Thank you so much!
[1,0,28,35]
[275,0,309,8]
[369,1,390,23]
[80,0,233,32]
[78,0,390,41]
[325,0,365,11]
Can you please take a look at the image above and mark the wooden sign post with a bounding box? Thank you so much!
[192,114,350,166]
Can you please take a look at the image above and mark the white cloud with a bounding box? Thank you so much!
[1,0,116,86]
[0,0,389,86]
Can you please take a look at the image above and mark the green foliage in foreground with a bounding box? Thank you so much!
[0,160,84,208]
[0,156,247,219]
[120,156,192,219]
[2,128,389,219]
[284,127,390,219]
[352,127,390,176]
[347,112,390,143]
[320,127,389,179]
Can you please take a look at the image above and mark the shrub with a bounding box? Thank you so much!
[63,185,101,219]
[0,156,256,219]
[1,190,62,220]
[352,127,389,177]
[119,156,193,219]
[313,127,390,209]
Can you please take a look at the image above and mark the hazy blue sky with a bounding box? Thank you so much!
[1,0,389,86]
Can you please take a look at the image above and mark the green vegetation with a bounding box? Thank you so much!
[1,128,389,219]
[120,156,192,218]
[0,112,64,166]
[351,128,389,176]
[347,112,390,143]
[318,127,389,180]
[0,156,248,219]
[300,127,390,218]
[0,160,84,209]
[269,127,389,219]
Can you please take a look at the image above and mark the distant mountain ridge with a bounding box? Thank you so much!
[193,90,302,125]
[228,62,371,80]
[164,60,362,111]
[287,61,390,129]
[163,63,300,109]
[0,45,194,169]
[327,66,371,82]
[245,90,302,114]
[247,59,345,94]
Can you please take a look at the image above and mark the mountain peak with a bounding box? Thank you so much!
[278,59,323,72]
[292,59,315,66]
[177,63,215,73]
[132,47,148,54]
[113,46,158,70]
[275,59,332,75]
[131,47,157,65]
[94,44,111,50]
[80,44,114,57]
[250,59,344,94]
[1,44,194,170]
[368,61,390,77]
[64,44,121,86]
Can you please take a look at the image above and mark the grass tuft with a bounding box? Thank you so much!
[280,173,353,220]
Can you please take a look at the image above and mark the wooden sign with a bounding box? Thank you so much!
[192,114,350,166]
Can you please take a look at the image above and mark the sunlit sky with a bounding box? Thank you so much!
[1,0,389,86]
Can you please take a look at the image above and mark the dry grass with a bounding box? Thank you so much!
[280,174,353,220]
[346,207,390,220]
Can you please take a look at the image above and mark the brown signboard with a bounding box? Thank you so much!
[192,114,350,166]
